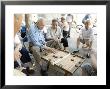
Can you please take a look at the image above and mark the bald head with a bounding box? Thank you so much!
[36,18,45,30]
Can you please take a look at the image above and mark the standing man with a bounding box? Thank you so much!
[66,14,74,37]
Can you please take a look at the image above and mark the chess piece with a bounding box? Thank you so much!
[71,59,74,61]
[75,65,78,67]
[53,55,58,58]
[73,55,76,57]
[53,55,55,57]
[82,57,85,59]
[54,56,58,58]
[79,61,81,64]
[78,56,82,58]
[60,56,63,58]
[76,55,78,57]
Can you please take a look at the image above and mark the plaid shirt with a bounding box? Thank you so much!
[28,23,46,48]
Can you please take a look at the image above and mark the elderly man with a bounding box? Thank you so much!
[75,20,94,52]
[28,18,55,75]
[66,14,74,37]
[46,19,63,49]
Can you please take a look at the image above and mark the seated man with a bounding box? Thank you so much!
[28,18,55,76]
[75,20,94,53]
[46,19,63,49]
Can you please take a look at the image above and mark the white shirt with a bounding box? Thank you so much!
[79,27,94,41]
[62,21,69,31]
[14,33,22,50]
[41,26,47,33]
[47,26,63,40]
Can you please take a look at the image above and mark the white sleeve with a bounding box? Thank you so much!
[46,27,52,39]
[43,26,47,33]
[79,29,83,38]
[14,33,22,50]
[58,27,63,39]
[89,29,94,41]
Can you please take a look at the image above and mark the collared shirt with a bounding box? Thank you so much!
[79,27,94,40]
[28,23,46,48]
[46,26,63,40]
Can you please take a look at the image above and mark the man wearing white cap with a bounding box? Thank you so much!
[74,19,94,54]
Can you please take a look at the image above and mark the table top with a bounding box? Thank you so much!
[41,49,86,74]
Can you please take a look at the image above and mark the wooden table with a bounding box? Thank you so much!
[41,49,86,76]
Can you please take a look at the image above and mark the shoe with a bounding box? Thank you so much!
[72,49,79,53]
[26,67,35,75]
[21,69,29,76]
[40,69,48,76]
[86,53,90,58]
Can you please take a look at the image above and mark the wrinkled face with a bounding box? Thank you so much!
[37,19,45,30]
[52,21,58,29]
[85,21,91,29]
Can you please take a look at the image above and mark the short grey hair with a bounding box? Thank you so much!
[37,17,45,23]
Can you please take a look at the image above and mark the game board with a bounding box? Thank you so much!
[41,49,85,75]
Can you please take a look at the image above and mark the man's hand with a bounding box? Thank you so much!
[44,46,56,53]
[14,49,22,61]
[54,37,61,42]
